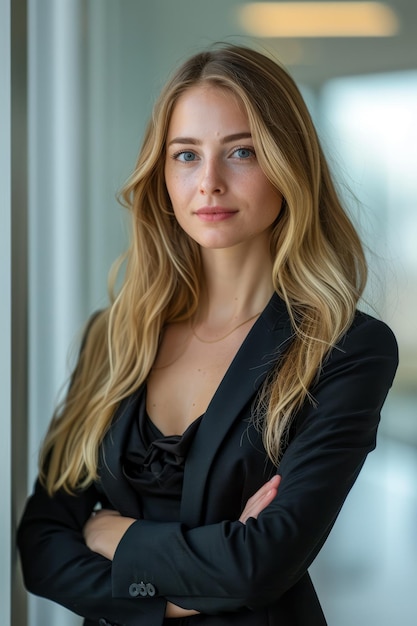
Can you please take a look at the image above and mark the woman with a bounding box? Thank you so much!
[18,44,398,626]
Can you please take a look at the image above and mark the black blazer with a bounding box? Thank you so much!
[17,294,398,626]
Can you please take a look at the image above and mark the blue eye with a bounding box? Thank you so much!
[176,151,197,162]
[233,147,254,159]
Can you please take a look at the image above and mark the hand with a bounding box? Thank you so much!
[239,475,281,524]
[165,602,199,618]
[84,511,199,617]
[83,509,136,560]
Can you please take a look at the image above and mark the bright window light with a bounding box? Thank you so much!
[238,2,399,37]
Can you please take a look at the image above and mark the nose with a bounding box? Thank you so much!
[199,158,226,195]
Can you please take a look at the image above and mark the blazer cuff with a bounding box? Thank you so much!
[112,520,181,599]
[112,521,167,623]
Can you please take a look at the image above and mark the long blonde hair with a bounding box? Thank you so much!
[40,44,366,494]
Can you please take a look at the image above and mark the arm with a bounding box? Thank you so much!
[109,316,398,613]
[83,475,282,559]
[17,481,167,625]
[83,476,281,617]
[17,313,167,625]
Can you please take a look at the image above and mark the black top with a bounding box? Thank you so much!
[123,393,215,625]
[123,391,202,521]
[123,394,260,625]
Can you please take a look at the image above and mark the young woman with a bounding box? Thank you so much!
[18,44,398,626]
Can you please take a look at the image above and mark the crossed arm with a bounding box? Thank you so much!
[83,475,281,618]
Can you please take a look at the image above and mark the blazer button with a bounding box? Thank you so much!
[138,581,147,596]
[129,581,149,597]
[146,582,156,597]
[129,582,140,597]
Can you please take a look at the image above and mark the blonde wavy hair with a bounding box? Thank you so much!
[40,44,367,494]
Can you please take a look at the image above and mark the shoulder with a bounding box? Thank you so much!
[78,308,109,352]
[83,308,109,338]
[318,310,399,394]
[338,310,398,361]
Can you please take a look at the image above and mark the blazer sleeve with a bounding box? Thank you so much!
[17,477,167,624]
[111,315,398,613]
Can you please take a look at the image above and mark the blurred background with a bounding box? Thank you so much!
[2,1,416,624]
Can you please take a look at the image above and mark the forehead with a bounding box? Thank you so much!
[167,84,250,137]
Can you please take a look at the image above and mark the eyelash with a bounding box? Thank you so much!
[171,146,256,161]
[171,150,196,162]
[231,146,256,159]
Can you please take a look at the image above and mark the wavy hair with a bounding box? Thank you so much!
[40,44,366,494]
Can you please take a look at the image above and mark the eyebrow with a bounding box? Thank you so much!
[167,132,252,147]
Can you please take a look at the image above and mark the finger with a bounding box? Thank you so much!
[239,475,281,523]
[94,509,121,518]
[245,475,281,508]
[250,484,278,516]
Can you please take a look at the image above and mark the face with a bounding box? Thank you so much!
[164,84,283,252]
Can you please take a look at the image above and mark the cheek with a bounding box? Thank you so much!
[257,182,283,222]
[165,173,190,208]
[164,169,173,199]
[164,164,178,202]
[271,193,283,220]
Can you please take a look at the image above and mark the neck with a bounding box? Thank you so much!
[197,243,274,324]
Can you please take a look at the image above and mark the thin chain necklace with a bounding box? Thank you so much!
[191,311,262,344]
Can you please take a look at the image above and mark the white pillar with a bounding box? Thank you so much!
[28,0,87,624]
[0,0,12,623]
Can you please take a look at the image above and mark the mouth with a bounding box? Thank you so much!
[194,206,238,222]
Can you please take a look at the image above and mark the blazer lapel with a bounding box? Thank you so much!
[99,386,145,518]
[180,293,293,526]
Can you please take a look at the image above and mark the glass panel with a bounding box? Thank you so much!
[310,71,417,625]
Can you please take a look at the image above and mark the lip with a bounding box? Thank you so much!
[194,206,238,222]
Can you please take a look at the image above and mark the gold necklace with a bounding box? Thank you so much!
[191,311,262,344]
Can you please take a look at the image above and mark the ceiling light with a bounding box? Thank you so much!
[238,2,399,38]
